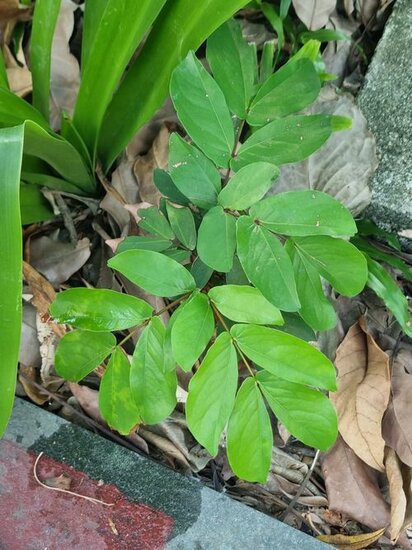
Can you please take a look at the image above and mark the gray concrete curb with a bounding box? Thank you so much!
[2,398,328,549]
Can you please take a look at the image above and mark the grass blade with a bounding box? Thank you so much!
[98,0,250,170]
[31,0,62,119]
[0,125,24,436]
[74,0,167,158]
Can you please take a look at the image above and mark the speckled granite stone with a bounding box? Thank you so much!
[358,0,412,231]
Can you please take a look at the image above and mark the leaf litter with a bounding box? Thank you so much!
[16,1,412,548]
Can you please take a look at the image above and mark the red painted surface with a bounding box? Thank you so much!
[0,440,174,550]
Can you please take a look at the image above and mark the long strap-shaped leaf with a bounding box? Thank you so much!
[0,125,24,436]
[98,0,250,171]
[0,86,94,192]
[73,0,167,159]
[31,0,62,119]
[81,0,107,75]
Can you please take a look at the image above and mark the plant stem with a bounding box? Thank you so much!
[211,303,255,377]
[117,292,190,348]
[223,118,245,185]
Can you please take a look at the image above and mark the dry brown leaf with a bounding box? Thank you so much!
[292,0,336,30]
[382,350,412,467]
[23,261,65,338]
[0,0,31,45]
[385,447,412,542]
[20,302,41,368]
[49,0,80,130]
[322,435,390,530]
[331,318,390,471]
[29,234,91,286]
[317,527,385,549]
[133,125,169,205]
[100,160,139,235]
[19,364,48,405]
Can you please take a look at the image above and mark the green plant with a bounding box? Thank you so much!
[0,0,250,436]
[47,19,373,483]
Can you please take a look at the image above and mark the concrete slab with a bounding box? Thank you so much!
[1,398,329,549]
[358,0,412,231]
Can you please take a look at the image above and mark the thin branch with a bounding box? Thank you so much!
[33,452,114,506]
[280,449,320,521]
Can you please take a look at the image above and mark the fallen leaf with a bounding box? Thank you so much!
[292,0,336,30]
[49,0,80,130]
[274,87,376,216]
[23,261,65,338]
[384,447,412,542]
[331,317,390,471]
[0,0,31,45]
[29,234,91,286]
[20,302,41,368]
[317,527,385,549]
[19,364,48,405]
[100,161,138,235]
[382,350,412,467]
[43,473,72,490]
[133,124,170,204]
[322,435,390,531]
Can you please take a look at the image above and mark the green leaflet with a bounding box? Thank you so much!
[55,330,116,382]
[232,114,351,169]
[50,288,153,332]
[117,236,172,254]
[250,190,357,237]
[197,206,237,273]
[208,285,284,325]
[259,39,276,83]
[191,257,214,289]
[31,0,62,119]
[366,256,412,337]
[292,236,368,297]
[98,0,249,170]
[108,250,196,298]
[227,377,273,483]
[99,348,141,435]
[166,201,197,250]
[137,206,175,241]
[130,317,177,424]
[0,125,24,437]
[74,0,167,156]
[236,215,300,311]
[168,133,220,209]
[218,162,280,211]
[286,241,337,331]
[231,323,337,390]
[171,291,215,371]
[206,19,257,119]
[247,59,321,126]
[257,371,338,450]
[153,168,190,206]
[300,29,350,43]
[170,51,234,167]
[163,248,191,264]
[186,333,238,455]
